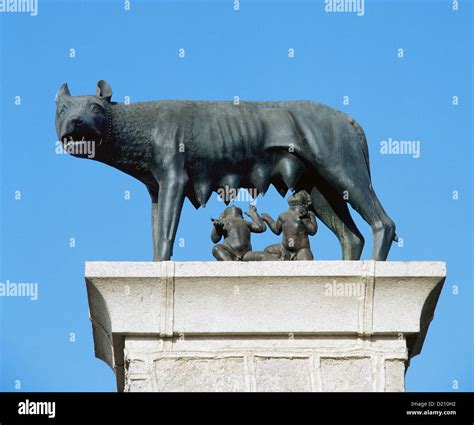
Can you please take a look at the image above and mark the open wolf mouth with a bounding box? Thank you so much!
[61,129,102,145]
[60,131,101,158]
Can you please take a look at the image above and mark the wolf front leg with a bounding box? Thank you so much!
[153,175,186,261]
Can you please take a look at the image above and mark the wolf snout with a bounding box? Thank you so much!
[70,116,85,127]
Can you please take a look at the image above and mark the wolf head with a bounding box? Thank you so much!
[55,80,113,156]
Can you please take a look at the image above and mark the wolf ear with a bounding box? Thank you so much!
[55,83,71,102]
[96,80,112,102]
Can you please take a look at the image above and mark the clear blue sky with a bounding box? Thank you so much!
[0,0,472,392]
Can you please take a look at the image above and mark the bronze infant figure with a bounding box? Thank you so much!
[211,205,266,261]
[247,190,317,261]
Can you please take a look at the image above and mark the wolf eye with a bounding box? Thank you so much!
[90,104,102,113]
[59,106,68,117]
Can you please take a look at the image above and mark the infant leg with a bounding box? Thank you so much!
[296,248,314,261]
[243,251,281,261]
[212,244,237,261]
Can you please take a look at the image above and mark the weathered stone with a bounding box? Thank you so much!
[384,359,406,392]
[126,378,152,392]
[85,260,445,392]
[152,357,246,392]
[320,357,373,392]
[255,357,312,392]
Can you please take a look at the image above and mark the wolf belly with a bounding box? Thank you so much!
[186,106,307,207]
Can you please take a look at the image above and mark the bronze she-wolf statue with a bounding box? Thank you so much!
[55,80,397,261]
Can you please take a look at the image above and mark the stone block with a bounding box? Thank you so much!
[85,261,445,392]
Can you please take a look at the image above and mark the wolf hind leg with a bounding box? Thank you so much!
[309,184,365,260]
[315,166,395,261]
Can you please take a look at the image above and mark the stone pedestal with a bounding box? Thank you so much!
[85,261,445,392]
